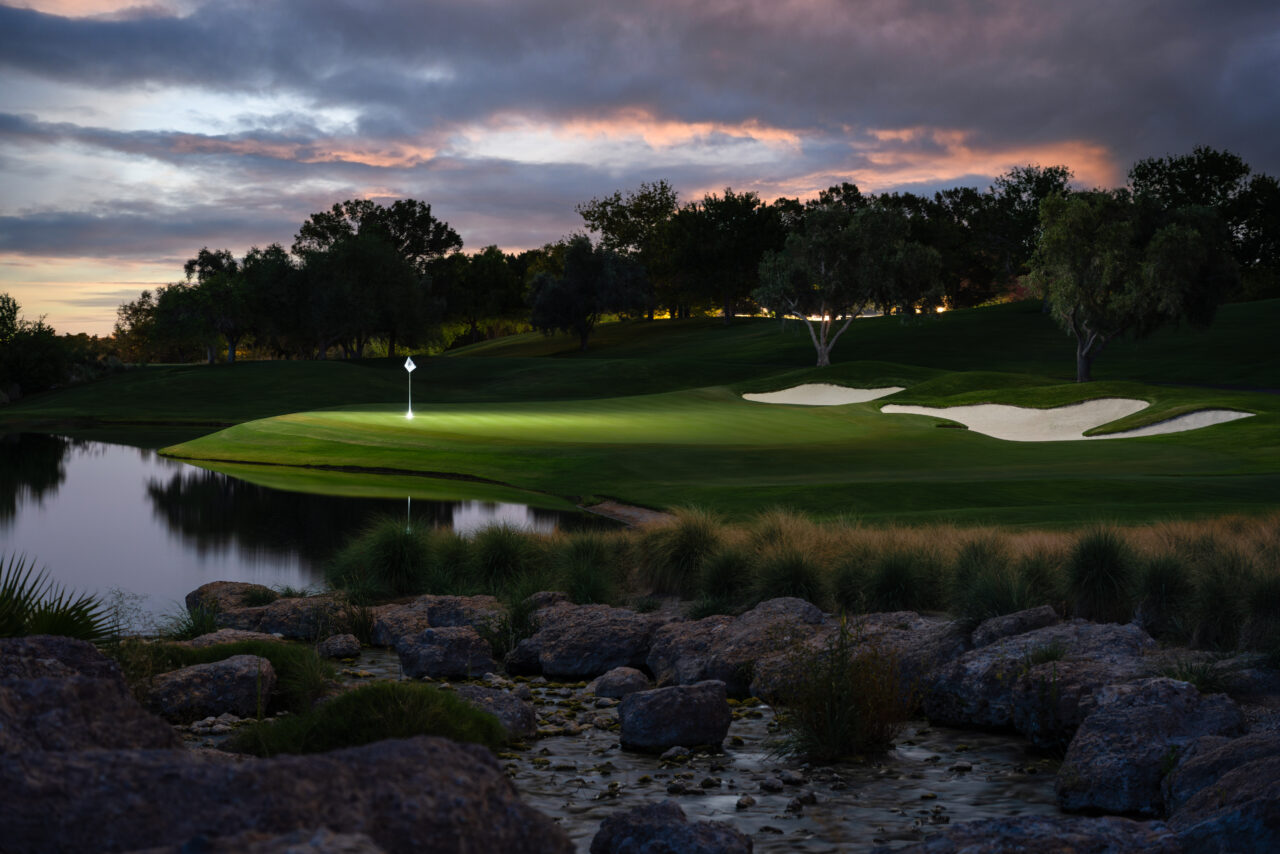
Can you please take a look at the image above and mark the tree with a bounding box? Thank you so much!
[577,180,677,318]
[1029,190,1238,382]
[183,247,250,363]
[440,246,524,345]
[0,294,71,396]
[753,205,942,367]
[0,293,17,346]
[528,235,645,351]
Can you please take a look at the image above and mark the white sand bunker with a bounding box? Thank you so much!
[743,384,905,406]
[881,398,1253,442]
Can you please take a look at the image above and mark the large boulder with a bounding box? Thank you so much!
[452,685,537,741]
[971,605,1061,648]
[647,598,827,696]
[185,581,276,614]
[618,680,731,753]
[590,800,751,854]
[924,620,1157,749]
[0,737,571,854]
[508,603,664,679]
[587,666,650,699]
[874,815,1179,853]
[216,594,344,640]
[397,626,496,680]
[1169,755,1280,853]
[316,633,361,659]
[179,629,284,648]
[370,595,505,648]
[1055,678,1245,816]
[1163,731,1280,815]
[0,635,181,752]
[146,655,278,723]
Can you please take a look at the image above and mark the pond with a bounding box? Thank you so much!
[0,432,611,625]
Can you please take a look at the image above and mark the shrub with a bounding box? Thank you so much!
[1014,547,1064,610]
[1190,549,1252,650]
[469,524,547,593]
[228,681,505,756]
[954,563,1036,628]
[950,536,1009,603]
[865,547,937,612]
[752,545,828,607]
[747,507,820,553]
[556,531,619,605]
[698,545,754,607]
[1,554,115,644]
[831,553,869,615]
[1065,527,1136,623]
[1136,555,1194,642]
[422,528,470,594]
[327,516,433,599]
[634,507,723,597]
[770,616,916,762]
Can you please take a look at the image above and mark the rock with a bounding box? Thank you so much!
[589,800,751,854]
[647,598,827,696]
[316,633,361,658]
[971,605,1061,648]
[185,581,276,614]
[397,626,496,679]
[1163,730,1280,815]
[875,815,1179,853]
[0,636,181,752]
[217,594,344,640]
[178,629,284,648]
[509,603,664,679]
[587,666,650,699]
[371,595,506,648]
[1055,677,1245,816]
[146,655,278,723]
[925,620,1157,749]
[0,736,570,854]
[618,681,732,753]
[452,685,537,740]
[1169,754,1280,853]
[125,827,386,853]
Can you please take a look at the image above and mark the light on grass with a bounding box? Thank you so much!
[404,355,416,419]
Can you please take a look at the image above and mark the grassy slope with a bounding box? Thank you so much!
[7,298,1279,526]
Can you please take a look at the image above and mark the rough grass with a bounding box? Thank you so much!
[228,681,506,756]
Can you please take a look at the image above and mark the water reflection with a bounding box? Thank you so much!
[0,433,612,618]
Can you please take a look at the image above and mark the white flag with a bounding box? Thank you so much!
[404,356,416,373]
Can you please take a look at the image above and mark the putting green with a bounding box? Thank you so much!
[163,378,1280,525]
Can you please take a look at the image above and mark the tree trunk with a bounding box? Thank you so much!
[387,330,397,359]
[1076,346,1092,382]
[225,335,239,364]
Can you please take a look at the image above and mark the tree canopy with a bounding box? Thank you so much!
[528,235,645,351]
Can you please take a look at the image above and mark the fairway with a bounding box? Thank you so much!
[163,375,1280,526]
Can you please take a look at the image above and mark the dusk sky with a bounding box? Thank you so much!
[2,0,1278,336]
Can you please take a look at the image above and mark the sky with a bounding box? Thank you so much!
[1,0,1278,336]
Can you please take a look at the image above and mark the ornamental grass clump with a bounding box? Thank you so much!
[1,553,115,644]
[694,545,754,614]
[831,550,871,615]
[1135,554,1195,643]
[634,507,724,597]
[556,531,621,605]
[1190,548,1252,650]
[326,516,433,599]
[229,681,505,757]
[752,544,828,608]
[770,616,916,763]
[1065,527,1137,624]
[865,546,940,612]
[949,537,1038,627]
[469,523,549,593]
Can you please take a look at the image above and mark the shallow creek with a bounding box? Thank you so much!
[329,648,1061,852]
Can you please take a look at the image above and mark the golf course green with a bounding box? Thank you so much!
[6,299,1277,526]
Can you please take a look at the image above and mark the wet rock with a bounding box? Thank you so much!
[876,814,1179,853]
[589,800,751,854]
[185,581,276,615]
[0,636,181,752]
[925,620,1157,749]
[761,777,784,792]
[779,769,806,786]
[146,655,277,723]
[587,666,650,699]
[971,605,1061,648]
[453,685,537,740]
[316,633,361,659]
[1163,730,1280,815]
[178,629,283,648]
[397,626,497,680]
[661,745,692,762]
[1169,754,1280,853]
[510,604,664,679]
[369,605,432,649]
[1055,677,1245,816]
[217,594,344,640]
[647,598,827,696]
[736,794,756,810]
[369,594,507,649]
[619,681,732,753]
[126,827,386,853]
[0,736,570,854]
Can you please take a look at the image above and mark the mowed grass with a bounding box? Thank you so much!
[163,375,1280,525]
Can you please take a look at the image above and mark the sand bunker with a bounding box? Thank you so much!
[743,384,904,406]
[880,398,1254,442]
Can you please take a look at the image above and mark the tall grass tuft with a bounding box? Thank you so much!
[1,554,115,644]
[752,545,828,608]
[1241,571,1280,653]
[1065,527,1136,624]
[556,531,620,605]
[697,545,754,610]
[228,681,505,756]
[327,516,432,599]
[770,617,916,762]
[634,507,724,597]
[469,524,547,593]
[422,528,470,594]
[158,602,220,642]
[832,551,870,615]
[1135,555,1194,642]
[1190,549,1252,650]
[865,547,937,612]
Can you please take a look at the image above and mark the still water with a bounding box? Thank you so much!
[0,433,606,622]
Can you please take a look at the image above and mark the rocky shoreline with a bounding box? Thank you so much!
[3,581,1279,852]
